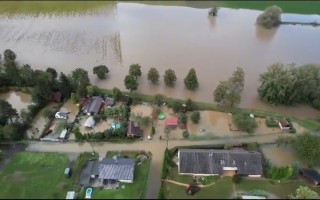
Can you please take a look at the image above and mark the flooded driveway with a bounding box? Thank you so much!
[0,2,320,118]
[0,91,31,112]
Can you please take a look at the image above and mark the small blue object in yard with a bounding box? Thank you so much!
[111,121,121,129]
[85,188,92,199]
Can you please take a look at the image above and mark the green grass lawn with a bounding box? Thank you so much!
[90,151,151,199]
[236,179,320,198]
[0,152,73,199]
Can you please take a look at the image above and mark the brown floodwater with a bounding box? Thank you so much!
[1,2,320,118]
[0,91,31,111]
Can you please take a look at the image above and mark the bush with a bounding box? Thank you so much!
[186,184,201,195]
[256,5,282,29]
[267,165,293,180]
[190,111,201,123]
[182,130,189,139]
[73,128,84,141]
[168,100,182,113]
[289,127,296,134]
[151,126,155,136]
[71,92,77,104]
[311,99,320,110]
[178,113,188,124]
[232,174,243,184]
[265,117,278,127]
[232,113,258,134]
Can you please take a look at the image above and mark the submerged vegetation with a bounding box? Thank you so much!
[256,5,282,29]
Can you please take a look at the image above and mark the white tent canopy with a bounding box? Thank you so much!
[84,116,95,128]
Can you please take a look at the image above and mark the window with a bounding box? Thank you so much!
[220,160,225,165]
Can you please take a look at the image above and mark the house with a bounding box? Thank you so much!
[79,157,135,187]
[299,168,320,186]
[79,159,100,186]
[127,121,143,138]
[99,157,135,183]
[178,149,263,177]
[81,96,104,115]
[84,116,95,128]
[165,117,178,128]
[50,91,63,102]
[278,119,290,131]
[105,97,115,107]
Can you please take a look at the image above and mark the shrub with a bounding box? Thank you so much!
[93,114,101,123]
[186,184,201,195]
[182,130,189,139]
[151,126,156,136]
[178,113,188,124]
[168,100,182,113]
[190,111,201,123]
[73,128,84,141]
[71,92,77,104]
[232,174,243,184]
[265,117,278,127]
[256,5,282,28]
[311,99,320,110]
[232,113,258,134]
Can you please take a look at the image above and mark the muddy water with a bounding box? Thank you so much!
[260,144,305,167]
[1,2,320,119]
[0,91,31,111]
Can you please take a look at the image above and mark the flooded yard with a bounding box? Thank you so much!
[59,99,79,122]
[0,2,319,119]
[0,91,31,112]
[260,144,305,167]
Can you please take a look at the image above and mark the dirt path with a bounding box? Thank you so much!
[24,133,288,199]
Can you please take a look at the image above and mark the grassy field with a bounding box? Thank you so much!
[90,151,151,199]
[0,152,73,199]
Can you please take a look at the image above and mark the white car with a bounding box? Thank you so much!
[55,112,68,120]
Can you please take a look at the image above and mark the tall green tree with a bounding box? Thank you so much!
[164,69,177,87]
[124,74,138,92]
[58,72,72,99]
[0,100,18,125]
[147,67,160,84]
[295,132,320,165]
[93,65,109,79]
[153,94,166,106]
[71,68,90,99]
[19,64,34,86]
[257,5,282,29]
[31,71,52,107]
[213,67,245,108]
[289,186,320,199]
[232,113,257,134]
[112,87,122,101]
[3,49,16,62]
[129,64,142,80]
[46,67,58,80]
[184,68,199,90]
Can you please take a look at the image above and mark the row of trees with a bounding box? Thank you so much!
[123,64,199,92]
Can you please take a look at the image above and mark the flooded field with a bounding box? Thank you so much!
[0,91,31,111]
[260,144,305,167]
[1,2,320,118]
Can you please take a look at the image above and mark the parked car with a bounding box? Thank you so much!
[55,112,68,119]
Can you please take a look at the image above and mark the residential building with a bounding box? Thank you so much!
[127,121,143,138]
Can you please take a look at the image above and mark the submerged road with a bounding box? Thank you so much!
[25,133,286,199]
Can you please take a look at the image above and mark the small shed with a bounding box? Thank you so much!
[66,191,76,199]
[165,117,178,128]
[278,119,290,131]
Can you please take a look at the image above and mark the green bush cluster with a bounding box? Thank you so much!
[267,165,293,180]
[265,117,278,127]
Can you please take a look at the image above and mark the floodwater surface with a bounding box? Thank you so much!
[0,91,31,111]
[0,2,320,118]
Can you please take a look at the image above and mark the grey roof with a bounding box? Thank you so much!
[82,96,104,114]
[98,158,135,181]
[178,149,263,176]
[78,159,100,186]
[299,168,320,184]
[105,97,115,106]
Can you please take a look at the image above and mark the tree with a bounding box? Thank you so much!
[93,65,109,79]
[86,85,98,96]
[164,69,177,87]
[232,113,257,134]
[147,67,160,84]
[257,5,282,29]
[3,59,19,85]
[232,174,243,184]
[151,125,156,136]
[182,130,189,138]
[178,113,188,124]
[129,64,142,80]
[19,64,34,86]
[213,67,245,108]
[71,68,90,99]
[32,83,51,107]
[184,68,199,90]
[58,72,72,99]
[208,7,219,16]
[112,87,122,101]
[46,67,58,80]
[169,100,182,113]
[190,111,201,123]
[3,49,16,61]
[289,186,320,199]
[0,100,18,125]
[294,132,320,165]
[153,94,166,106]
[124,74,138,92]
[185,98,196,111]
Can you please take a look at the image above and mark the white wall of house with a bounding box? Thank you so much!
[179,172,219,176]
[223,167,238,170]
[119,179,133,183]
[248,175,261,178]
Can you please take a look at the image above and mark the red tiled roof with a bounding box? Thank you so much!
[165,117,178,126]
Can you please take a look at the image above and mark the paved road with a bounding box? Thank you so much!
[25,133,286,199]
